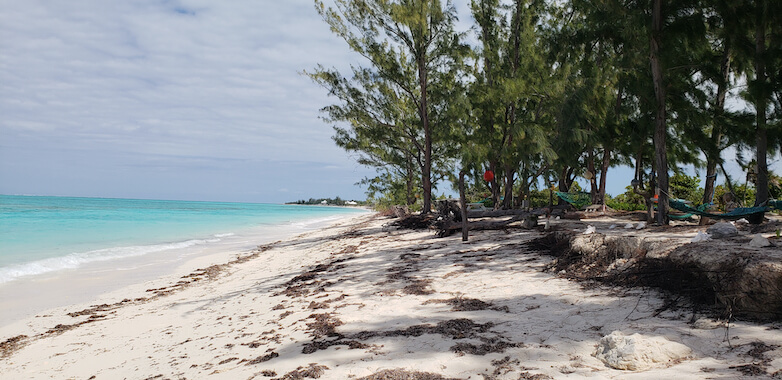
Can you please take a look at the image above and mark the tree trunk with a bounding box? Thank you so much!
[546,174,554,206]
[650,0,669,225]
[632,149,656,223]
[489,161,500,209]
[700,161,717,226]
[502,164,514,209]
[418,54,433,214]
[754,0,769,207]
[719,161,736,195]
[598,148,610,207]
[558,168,569,193]
[557,167,575,206]
[406,157,416,206]
[701,41,731,225]
[459,171,469,241]
[587,150,599,203]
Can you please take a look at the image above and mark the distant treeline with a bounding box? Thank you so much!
[286,197,365,206]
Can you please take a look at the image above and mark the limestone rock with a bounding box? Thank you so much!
[749,234,771,248]
[706,222,738,239]
[594,331,692,371]
[691,231,711,243]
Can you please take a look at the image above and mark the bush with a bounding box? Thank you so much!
[528,189,553,208]
[714,184,755,208]
[669,173,702,203]
[607,186,647,211]
[606,199,647,211]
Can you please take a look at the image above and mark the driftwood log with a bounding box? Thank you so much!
[438,214,539,232]
[434,200,555,235]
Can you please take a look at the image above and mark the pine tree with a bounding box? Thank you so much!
[311,0,468,213]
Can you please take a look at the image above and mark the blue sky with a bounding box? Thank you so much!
[0,1,778,203]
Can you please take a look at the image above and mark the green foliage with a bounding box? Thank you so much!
[359,172,421,210]
[606,198,647,211]
[770,173,782,199]
[606,186,647,211]
[305,0,779,213]
[669,173,702,204]
[565,181,583,193]
[465,0,556,208]
[714,184,756,209]
[611,186,646,205]
[310,0,468,212]
[528,189,553,208]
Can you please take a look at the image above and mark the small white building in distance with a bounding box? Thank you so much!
[346,201,358,205]
[321,200,328,205]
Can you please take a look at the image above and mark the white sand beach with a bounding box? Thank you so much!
[2,212,781,379]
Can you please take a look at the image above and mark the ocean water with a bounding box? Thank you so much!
[0,195,365,284]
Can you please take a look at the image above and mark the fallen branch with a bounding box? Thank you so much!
[438,214,538,231]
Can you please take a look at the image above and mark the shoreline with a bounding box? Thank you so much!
[2,212,781,379]
[0,211,368,329]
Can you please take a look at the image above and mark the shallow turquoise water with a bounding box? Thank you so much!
[0,195,363,283]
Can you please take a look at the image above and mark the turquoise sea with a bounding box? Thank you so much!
[0,195,365,284]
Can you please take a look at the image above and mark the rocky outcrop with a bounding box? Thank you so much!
[539,230,782,320]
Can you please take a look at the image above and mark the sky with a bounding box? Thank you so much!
[0,0,379,203]
[0,1,779,204]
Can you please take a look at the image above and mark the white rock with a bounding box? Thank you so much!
[584,225,596,234]
[736,218,749,224]
[706,222,738,239]
[635,222,646,230]
[691,231,711,243]
[624,223,634,229]
[594,331,692,371]
[749,234,771,248]
[609,224,617,229]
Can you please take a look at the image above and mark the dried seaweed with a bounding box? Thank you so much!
[305,313,343,338]
[424,297,509,313]
[403,279,434,295]
[245,351,279,365]
[301,339,368,354]
[392,214,438,230]
[450,341,521,356]
[0,335,28,359]
[300,318,500,355]
[272,364,329,379]
[729,363,767,376]
[357,369,460,380]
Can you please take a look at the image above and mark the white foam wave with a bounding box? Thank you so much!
[213,233,235,238]
[290,215,346,229]
[0,238,219,284]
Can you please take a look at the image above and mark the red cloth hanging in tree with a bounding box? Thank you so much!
[483,170,494,182]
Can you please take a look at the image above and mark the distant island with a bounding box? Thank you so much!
[286,197,366,206]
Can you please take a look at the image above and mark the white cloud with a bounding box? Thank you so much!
[0,0,376,202]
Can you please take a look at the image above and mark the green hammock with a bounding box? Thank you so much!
[555,191,592,209]
[667,202,711,220]
[769,200,782,210]
[669,199,768,221]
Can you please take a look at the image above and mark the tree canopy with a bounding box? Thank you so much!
[309,0,781,223]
